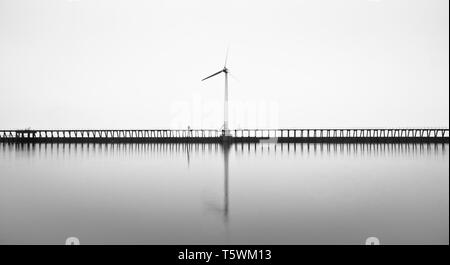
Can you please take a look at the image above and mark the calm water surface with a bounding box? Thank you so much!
[0,143,448,244]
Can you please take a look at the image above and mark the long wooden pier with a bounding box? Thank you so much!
[0,129,448,143]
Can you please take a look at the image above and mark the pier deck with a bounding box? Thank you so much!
[0,129,448,143]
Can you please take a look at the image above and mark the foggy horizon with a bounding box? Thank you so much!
[1,0,448,129]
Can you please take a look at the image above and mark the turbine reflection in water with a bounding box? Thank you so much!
[0,142,447,244]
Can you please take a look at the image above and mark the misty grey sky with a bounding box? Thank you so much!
[0,0,448,129]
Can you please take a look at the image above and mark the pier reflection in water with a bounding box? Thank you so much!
[0,143,448,244]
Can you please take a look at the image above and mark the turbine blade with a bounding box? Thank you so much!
[201,69,224,81]
[229,72,239,82]
[224,46,229,67]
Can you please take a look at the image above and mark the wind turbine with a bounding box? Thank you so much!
[202,51,231,137]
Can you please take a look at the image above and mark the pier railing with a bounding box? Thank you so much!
[0,128,448,143]
[0,129,222,139]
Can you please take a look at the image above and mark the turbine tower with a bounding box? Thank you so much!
[202,51,231,137]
